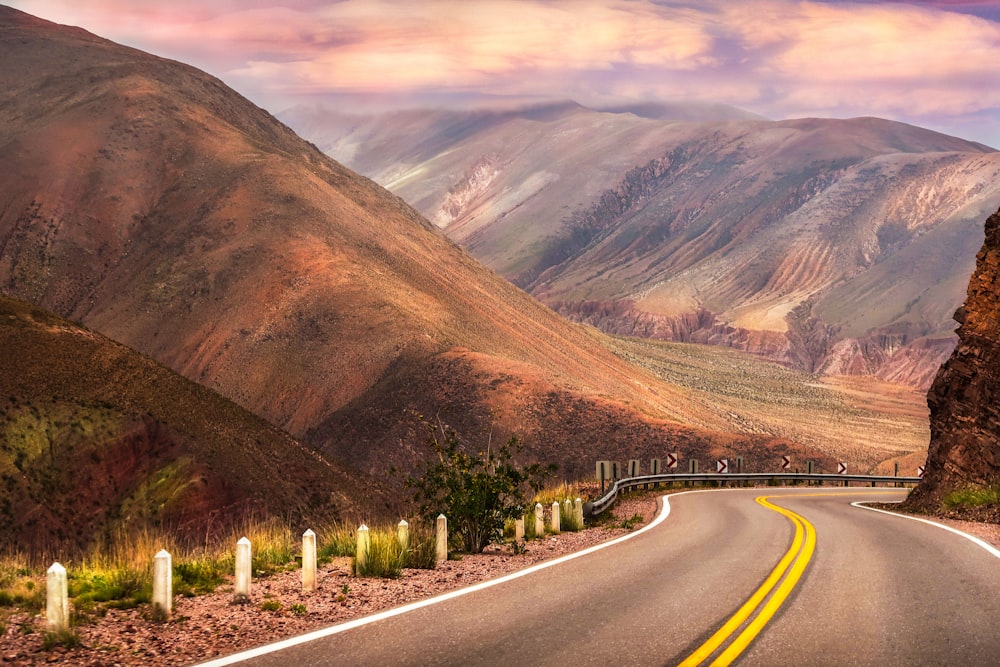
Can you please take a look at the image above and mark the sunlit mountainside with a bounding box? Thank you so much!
[283,103,1000,391]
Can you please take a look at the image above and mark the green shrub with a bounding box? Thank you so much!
[260,599,282,612]
[174,557,227,596]
[405,416,556,553]
[290,603,307,616]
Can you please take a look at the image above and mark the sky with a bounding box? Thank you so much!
[7,0,1000,147]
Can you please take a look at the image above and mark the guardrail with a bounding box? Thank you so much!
[583,473,922,517]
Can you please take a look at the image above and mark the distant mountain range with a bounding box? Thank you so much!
[282,102,1000,389]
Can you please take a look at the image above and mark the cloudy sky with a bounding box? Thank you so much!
[8,0,1000,147]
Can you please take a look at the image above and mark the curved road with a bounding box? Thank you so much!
[197,488,1000,666]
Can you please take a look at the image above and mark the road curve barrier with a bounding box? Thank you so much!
[582,472,921,517]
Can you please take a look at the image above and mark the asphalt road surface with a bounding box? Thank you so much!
[197,488,1000,666]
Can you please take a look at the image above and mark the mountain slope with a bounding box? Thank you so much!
[0,296,380,557]
[285,105,1000,389]
[0,7,830,481]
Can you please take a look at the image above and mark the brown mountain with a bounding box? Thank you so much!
[282,104,1000,390]
[0,296,381,558]
[0,7,847,485]
[906,207,1000,516]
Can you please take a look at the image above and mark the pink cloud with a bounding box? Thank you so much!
[6,0,1000,145]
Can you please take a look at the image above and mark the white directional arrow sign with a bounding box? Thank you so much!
[837,462,847,475]
[666,452,678,470]
[917,465,926,478]
[717,459,728,474]
[781,455,790,470]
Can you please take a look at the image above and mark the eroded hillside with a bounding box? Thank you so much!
[287,105,1000,390]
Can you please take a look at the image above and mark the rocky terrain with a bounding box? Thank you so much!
[285,104,1000,390]
[907,207,1000,515]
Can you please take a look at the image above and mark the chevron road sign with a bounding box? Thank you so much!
[717,459,728,474]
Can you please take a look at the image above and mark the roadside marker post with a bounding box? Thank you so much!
[807,460,814,486]
[611,461,621,481]
[596,460,610,495]
[781,455,790,486]
[628,459,640,478]
[838,462,848,486]
[666,452,678,471]
[649,458,661,489]
[717,459,728,474]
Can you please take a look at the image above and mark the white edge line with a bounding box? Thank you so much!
[192,493,690,667]
[852,501,1000,559]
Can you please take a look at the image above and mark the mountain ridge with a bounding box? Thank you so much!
[283,104,1000,390]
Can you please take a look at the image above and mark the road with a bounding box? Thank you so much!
[197,488,1000,666]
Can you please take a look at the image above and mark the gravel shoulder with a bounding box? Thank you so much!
[3,491,997,667]
[0,496,659,666]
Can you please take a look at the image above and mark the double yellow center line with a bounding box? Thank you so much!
[678,495,816,667]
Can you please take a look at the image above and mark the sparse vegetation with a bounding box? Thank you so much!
[942,486,1000,511]
[352,530,405,579]
[405,416,556,553]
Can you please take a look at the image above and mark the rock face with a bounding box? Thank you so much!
[907,207,1000,511]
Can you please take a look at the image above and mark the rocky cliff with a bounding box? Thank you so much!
[906,207,1000,515]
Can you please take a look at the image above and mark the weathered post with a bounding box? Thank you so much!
[46,562,68,633]
[550,501,561,533]
[152,550,172,620]
[356,524,370,573]
[534,502,544,536]
[575,498,584,528]
[435,514,448,563]
[562,499,573,530]
[397,520,409,551]
[596,460,610,494]
[235,537,252,600]
[515,516,525,542]
[894,461,900,488]
[628,459,640,478]
[650,458,661,489]
[302,529,317,592]
[611,461,621,481]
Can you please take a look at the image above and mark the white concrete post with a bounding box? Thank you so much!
[356,524,370,573]
[534,502,544,536]
[575,498,584,528]
[152,550,172,619]
[235,536,252,599]
[302,529,317,592]
[46,562,68,632]
[562,499,572,528]
[515,516,525,542]
[397,520,409,551]
[550,501,561,533]
[435,514,448,563]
